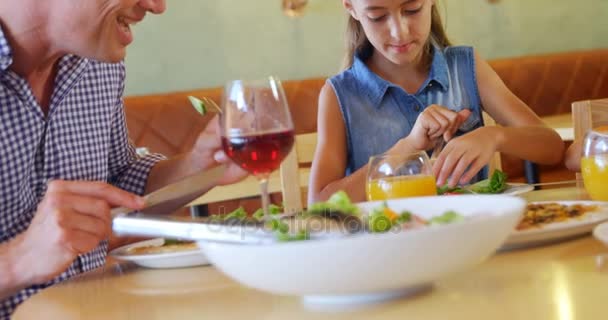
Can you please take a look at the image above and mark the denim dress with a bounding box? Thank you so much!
[328,46,487,182]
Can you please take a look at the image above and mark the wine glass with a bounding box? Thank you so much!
[582,130,608,201]
[366,151,437,201]
[220,76,295,216]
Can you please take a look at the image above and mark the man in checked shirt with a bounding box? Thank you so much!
[0,0,247,317]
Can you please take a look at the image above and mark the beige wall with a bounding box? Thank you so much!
[124,0,608,96]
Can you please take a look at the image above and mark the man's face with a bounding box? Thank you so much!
[50,0,166,62]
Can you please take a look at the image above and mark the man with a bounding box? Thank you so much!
[0,0,245,317]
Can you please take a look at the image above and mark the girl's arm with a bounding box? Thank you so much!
[308,83,368,203]
[434,50,565,186]
[475,49,564,164]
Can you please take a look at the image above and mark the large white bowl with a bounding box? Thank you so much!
[198,195,524,304]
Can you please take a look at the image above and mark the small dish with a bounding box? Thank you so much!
[593,221,608,247]
[109,238,210,269]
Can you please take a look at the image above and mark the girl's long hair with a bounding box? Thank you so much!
[342,1,451,69]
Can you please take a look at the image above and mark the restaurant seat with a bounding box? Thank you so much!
[572,98,608,139]
[571,98,608,187]
[482,111,503,176]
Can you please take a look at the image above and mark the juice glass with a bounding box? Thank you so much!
[366,152,437,201]
[582,130,608,201]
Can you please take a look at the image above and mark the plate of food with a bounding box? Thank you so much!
[109,238,209,268]
[437,170,533,196]
[503,201,608,249]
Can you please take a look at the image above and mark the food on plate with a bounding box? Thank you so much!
[437,170,508,195]
[207,191,467,241]
[436,185,473,195]
[128,239,198,255]
[469,170,508,194]
[517,202,600,230]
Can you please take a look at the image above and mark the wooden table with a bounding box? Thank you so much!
[14,188,608,320]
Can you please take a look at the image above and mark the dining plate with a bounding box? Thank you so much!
[501,183,535,196]
[199,195,524,305]
[503,201,608,250]
[593,221,608,247]
[109,238,210,269]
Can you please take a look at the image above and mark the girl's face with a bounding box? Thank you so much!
[345,0,434,66]
[49,0,166,62]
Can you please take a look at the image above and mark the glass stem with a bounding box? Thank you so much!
[259,177,270,218]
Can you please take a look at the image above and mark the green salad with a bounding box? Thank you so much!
[212,191,466,241]
[437,169,508,195]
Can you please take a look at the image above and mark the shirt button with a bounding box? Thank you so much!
[414,105,421,112]
[428,83,433,88]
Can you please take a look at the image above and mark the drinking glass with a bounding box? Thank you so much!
[220,76,295,216]
[582,130,608,201]
[366,151,438,201]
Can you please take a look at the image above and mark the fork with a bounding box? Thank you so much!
[188,95,222,115]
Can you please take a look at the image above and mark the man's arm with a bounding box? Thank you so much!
[0,240,26,300]
[0,181,144,300]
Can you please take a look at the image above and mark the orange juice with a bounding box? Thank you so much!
[366,175,437,201]
[581,155,608,201]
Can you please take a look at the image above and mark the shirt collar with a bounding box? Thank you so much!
[351,45,450,109]
[0,24,13,72]
[424,46,449,92]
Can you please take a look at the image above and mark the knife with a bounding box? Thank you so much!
[111,164,226,217]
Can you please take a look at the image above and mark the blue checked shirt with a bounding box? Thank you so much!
[0,27,165,318]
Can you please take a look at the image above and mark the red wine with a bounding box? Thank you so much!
[222,130,295,175]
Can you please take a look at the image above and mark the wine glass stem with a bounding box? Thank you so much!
[259,177,270,217]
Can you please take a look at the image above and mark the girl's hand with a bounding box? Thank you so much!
[407,105,471,151]
[433,127,501,187]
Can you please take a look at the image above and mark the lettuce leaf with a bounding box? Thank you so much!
[469,170,508,194]
[307,190,359,215]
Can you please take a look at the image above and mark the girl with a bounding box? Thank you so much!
[308,0,564,203]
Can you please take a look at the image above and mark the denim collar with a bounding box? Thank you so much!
[351,46,450,109]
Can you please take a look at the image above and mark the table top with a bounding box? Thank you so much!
[14,187,608,320]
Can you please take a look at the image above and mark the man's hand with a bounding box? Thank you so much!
[9,181,144,286]
[191,116,248,185]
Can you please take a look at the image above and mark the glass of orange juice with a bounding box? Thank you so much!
[366,151,437,201]
[582,130,608,201]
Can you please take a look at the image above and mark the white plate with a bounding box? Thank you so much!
[501,183,534,196]
[109,238,210,269]
[199,195,524,305]
[503,201,608,249]
[593,221,608,247]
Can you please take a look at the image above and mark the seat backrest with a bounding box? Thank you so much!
[572,98,608,140]
[279,132,316,213]
[189,132,317,213]
[481,111,503,176]
[571,98,608,186]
